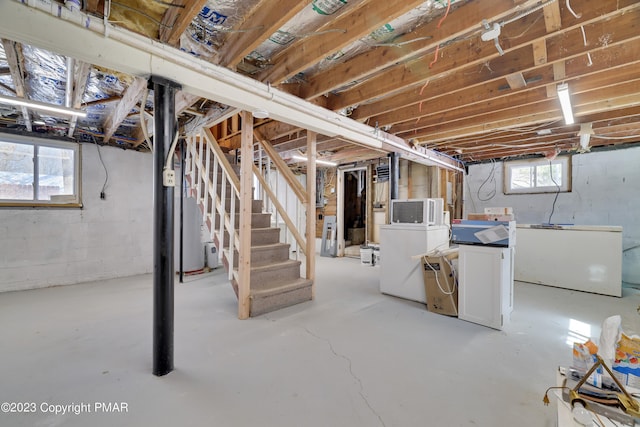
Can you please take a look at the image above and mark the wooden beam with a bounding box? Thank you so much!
[505,73,527,89]
[299,0,543,100]
[306,131,316,293]
[543,0,562,32]
[218,0,307,67]
[102,77,146,143]
[175,91,200,113]
[532,39,547,66]
[68,61,92,138]
[2,38,31,131]
[0,81,16,95]
[404,82,640,143]
[371,40,640,128]
[159,0,208,46]
[342,0,640,116]
[238,111,253,320]
[258,0,425,85]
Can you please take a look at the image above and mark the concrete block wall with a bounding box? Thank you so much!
[0,143,154,292]
[463,146,640,283]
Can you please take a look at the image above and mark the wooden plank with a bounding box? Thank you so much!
[68,61,92,138]
[218,0,307,67]
[238,111,253,320]
[532,39,547,66]
[505,73,527,89]
[255,130,307,203]
[372,41,640,129]
[102,77,146,143]
[85,0,104,15]
[548,61,567,97]
[300,0,543,100]
[343,0,640,116]
[2,39,31,131]
[306,131,316,291]
[399,81,640,142]
[543,0,562,32]
[259,0,425,85]
[159,0,208,46]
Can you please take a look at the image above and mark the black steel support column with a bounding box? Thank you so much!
[151,76,181,377]
[389,152,400,200]
[179,137,184,284]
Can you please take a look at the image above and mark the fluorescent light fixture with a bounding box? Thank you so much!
[291,154,337,167]
[557,83,574,125]
[0,94,87,118]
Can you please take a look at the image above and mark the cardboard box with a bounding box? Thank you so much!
[467,213,514,221]
[422,250,458,317]
[484,207,513,215]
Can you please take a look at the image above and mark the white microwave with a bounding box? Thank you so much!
[390,198,444,226]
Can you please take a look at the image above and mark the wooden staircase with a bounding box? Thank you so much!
[215,163,313,317]
[185,129,314,318]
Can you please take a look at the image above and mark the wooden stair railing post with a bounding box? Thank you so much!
[306,131,317,292]
[196,135,204,202]
[238,111,254,320]
[202,141,211,224]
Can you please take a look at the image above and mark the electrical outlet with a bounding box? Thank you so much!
[163,169,176,187]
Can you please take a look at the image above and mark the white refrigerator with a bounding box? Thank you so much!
[379,224,450,304]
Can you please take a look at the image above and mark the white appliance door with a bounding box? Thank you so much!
[458,245,508,330]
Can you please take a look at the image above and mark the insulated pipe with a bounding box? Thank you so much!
[152,75,181,377]
[389,152,400,201]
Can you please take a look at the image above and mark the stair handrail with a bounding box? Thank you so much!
[185,131,241,280]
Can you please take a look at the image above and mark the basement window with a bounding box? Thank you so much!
[0,133,81,207]
[504,157,570,194]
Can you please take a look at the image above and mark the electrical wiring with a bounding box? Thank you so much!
[92,135,109,198]
[477,159,497,201]
[371,35,433,47]
[423,255,456,296]
[547,160,561,224]
[502,13,543,40]
[139,88,153,152]
[437,0,452,29]
[566,0,582,19]
[593,134,640,140]
[428,44,440,68]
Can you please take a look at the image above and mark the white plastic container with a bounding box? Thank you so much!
[360,247,373,266]
[205,242,218,269]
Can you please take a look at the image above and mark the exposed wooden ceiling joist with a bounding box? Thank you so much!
[1,38,31,131]
[258,0,426,85]
[159,0,208,46]
[218,0,307,67]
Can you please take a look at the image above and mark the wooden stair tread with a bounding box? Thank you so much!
[250,278,313,298]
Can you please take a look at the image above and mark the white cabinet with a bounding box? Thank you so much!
[458,245,512,330]
[379,224,450,303]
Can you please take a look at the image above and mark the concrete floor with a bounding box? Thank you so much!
[1,256,639,427]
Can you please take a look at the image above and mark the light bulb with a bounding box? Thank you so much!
[571,402,593,426]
